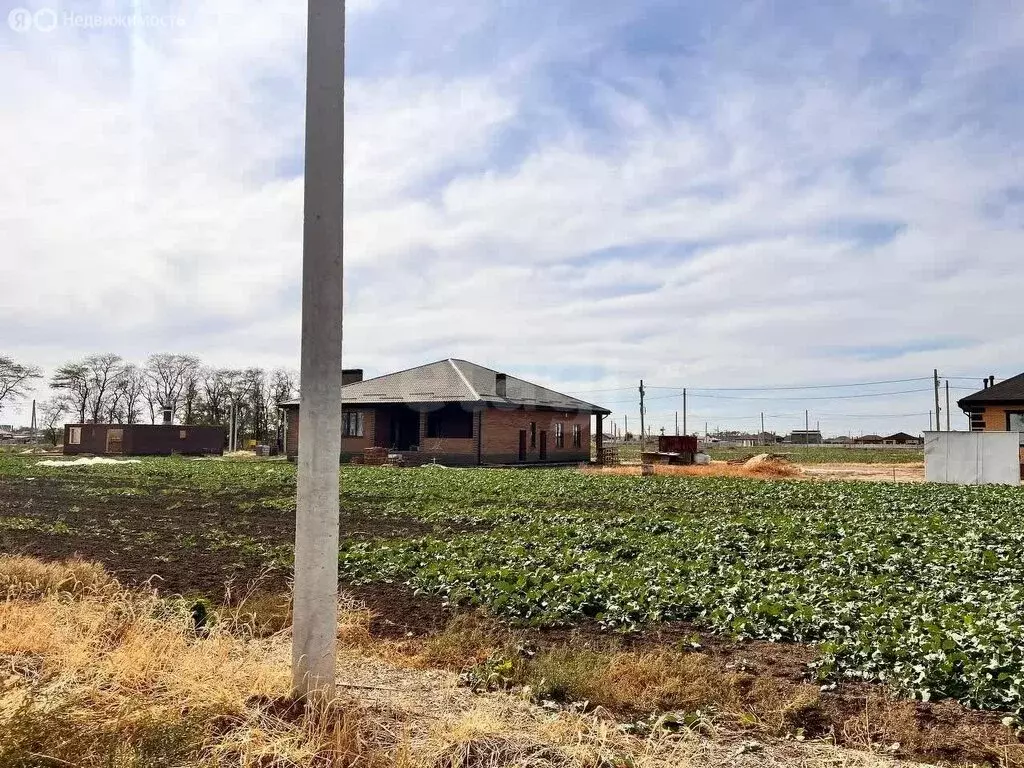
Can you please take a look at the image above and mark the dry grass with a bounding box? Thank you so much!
[0,556,924,768]
[0,554,116,599]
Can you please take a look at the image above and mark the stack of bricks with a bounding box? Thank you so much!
[362,447,388,466]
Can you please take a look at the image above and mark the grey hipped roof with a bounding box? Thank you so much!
[282,359,610,415]
[958,373,1024,408]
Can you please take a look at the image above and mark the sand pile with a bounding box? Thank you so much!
[741,454,801,478]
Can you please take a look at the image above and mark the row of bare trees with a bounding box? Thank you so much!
[1,353,298,446]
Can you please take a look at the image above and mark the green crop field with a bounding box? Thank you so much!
[1,455,1022,721]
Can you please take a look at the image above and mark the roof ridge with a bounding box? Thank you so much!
[448,359,480,400]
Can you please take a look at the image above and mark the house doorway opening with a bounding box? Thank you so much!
[390,408,420,451]
[105,428,124,454]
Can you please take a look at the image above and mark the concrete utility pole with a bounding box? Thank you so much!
[639,380,646,453]
[945,380,951,432]
[293,0,346,701]
[682,388,687,436]
[933,369,941,432]
[674,411,678,436]
[760,412,765,444]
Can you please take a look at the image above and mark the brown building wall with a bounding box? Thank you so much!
[285,404,594,465]
[284,406,376,461]
[63,424,224,456]
[341,409,375,459]
[978,406,1024,432]
[968,406,1024,465]
[480,407,591,464]
[417,410,480,466]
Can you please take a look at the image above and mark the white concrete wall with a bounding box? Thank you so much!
[924,431,1021,486]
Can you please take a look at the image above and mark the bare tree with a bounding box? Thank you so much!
[38,397,69,446]
[0,356,42,417]
[268,368,298,445]
[182,366,201,425]
[145,353,200,423]
[84,353,123,423]
[240,367,268,442]
[50,361,91,423]
[111,364,146,424]
[198,368,237,425]
[269,368,298,405]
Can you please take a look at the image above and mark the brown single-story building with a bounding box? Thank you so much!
[281,359,611,465]
[852,434,884,445]
[958,373,1024,448]
[63,423,225,456]
[882,432,923,446]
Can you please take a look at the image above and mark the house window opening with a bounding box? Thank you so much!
[343,411,364,437]
[554,422,564,448]
[68,427,81,445]
[426,404,474,439]
[1007,412,1024,446]
[572,424,582,449]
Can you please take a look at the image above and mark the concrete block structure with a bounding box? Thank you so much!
[281,359,610,466]
[924,431,1021,485]
[957,373,1024,473]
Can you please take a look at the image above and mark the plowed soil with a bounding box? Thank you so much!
[0,468,1019,766]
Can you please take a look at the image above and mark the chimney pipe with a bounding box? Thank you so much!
[495,373,507,398]
[342,368,363,385]
[990,375,996,388]
[983,379,989,389]
[162,407,173,425]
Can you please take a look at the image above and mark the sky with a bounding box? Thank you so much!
[1,0,1022,436]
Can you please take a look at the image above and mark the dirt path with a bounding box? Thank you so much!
[801,463,926,483]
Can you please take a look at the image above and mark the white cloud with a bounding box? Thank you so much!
[1,1,1022,436]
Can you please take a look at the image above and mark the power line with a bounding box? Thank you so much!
[569,375,956,395]
[686,387,941,401]
[684,377,933,392]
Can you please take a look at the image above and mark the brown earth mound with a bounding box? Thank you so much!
[583,456,801,480]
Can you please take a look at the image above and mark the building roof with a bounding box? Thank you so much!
[958,373,1024,407]
[884,432,920,441]
[282,359,611,415]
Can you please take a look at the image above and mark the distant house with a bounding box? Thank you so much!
[958,374,1024,445]
[883,432,923,446]
[787,430,823,445]
[853,435,884,445]
[63,424,225,456]
[721,432,780,447]
[281,359,611,465]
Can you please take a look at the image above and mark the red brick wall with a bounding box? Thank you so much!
[284,406,375,460]
[417,410,480,465]
[286,404,594,465]
[481,408,591,464]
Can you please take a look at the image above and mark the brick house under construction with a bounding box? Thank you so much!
[280,359,610,465]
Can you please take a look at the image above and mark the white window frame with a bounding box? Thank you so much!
[342,411,364,438]
[68,426,81,445]
[572,423,582,449]
[554,422,564,448]
[1008,412,1024,446]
